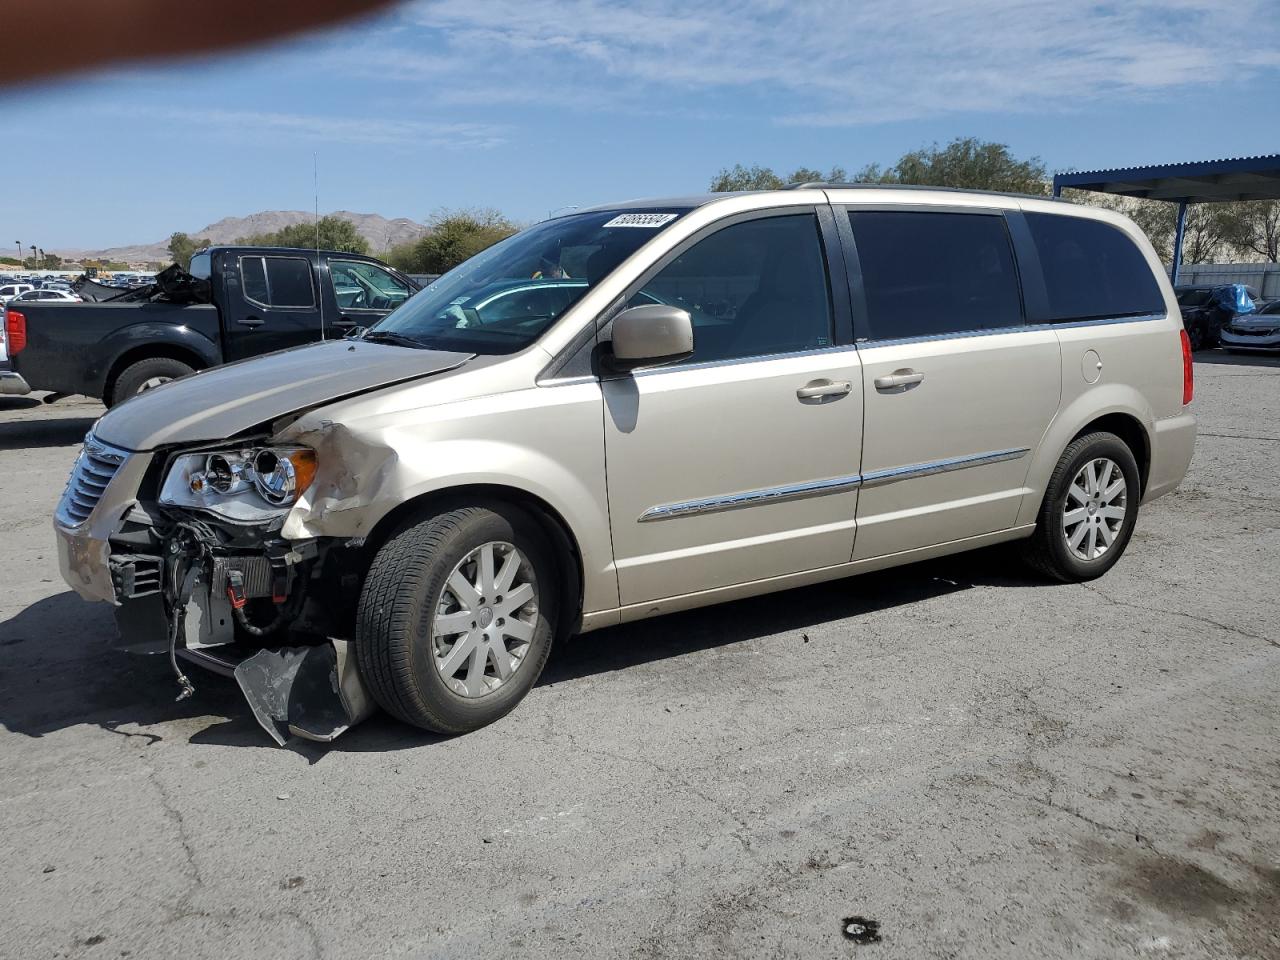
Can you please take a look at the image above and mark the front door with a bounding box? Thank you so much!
[602,210,864,608]
[838,207,1061,559]
[224,253,323,360]
[324,257,415,337]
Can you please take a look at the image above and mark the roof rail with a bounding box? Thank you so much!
[781,181,1063,201]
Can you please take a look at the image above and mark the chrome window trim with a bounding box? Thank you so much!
[633,342,860,378]
[1048,312,1165,330]
[638,474,863,523]
[860,447,1030,488]
[638,446,1032,522]
[857,324,1046,349]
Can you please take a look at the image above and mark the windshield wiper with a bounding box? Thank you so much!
[361,330,432,349]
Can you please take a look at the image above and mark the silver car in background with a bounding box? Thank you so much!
[1220,299,1280,352]
[51,186,1197,743]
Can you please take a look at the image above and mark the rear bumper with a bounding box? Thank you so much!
[0,366,30,395]
[1144,411,1196,503]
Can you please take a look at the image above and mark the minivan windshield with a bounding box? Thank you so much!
[365,208,688,354]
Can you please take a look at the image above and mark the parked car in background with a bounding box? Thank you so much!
[1220,298,1280,353]
[51,187,1197,744]
[0,282,34,304]
[12,288,83,303]
[4,247,418,406]
[1175,283,1261,350]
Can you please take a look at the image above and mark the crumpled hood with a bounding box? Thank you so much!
[93,340,472,451]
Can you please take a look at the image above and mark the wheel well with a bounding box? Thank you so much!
[360,485,586,638]
[1073,413,1150,494]
[103,345,207,405]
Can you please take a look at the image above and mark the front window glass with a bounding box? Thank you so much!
[368,208,687,354]
[626,213,833,364]
[330,259,412,312]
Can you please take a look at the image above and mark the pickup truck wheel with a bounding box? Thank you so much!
[109,357,196,406]
[1021,432,1140,583]
[355,505,558,735]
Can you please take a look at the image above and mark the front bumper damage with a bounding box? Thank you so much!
[55,458,376,746]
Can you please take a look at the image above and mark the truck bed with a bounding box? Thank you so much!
[9,301,220,399]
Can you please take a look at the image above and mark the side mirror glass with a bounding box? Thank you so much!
[607,304,694,372]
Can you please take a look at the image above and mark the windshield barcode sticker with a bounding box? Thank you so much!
[603,213,678,228]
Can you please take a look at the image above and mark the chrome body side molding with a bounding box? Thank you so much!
[638,447,1031,522]
[638,474,863,523]
[859,447,1030,488]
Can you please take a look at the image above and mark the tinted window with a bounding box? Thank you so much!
[241,257,269,304]
[849,211,1023,340]
[265,257,315,308]
[1026,213,1164,321]
[627,214,832,364]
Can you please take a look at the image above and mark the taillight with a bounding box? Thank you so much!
[4,309,26,355]
[1180,328,1193,405]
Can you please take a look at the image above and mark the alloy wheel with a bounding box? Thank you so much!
[432,541,538,698]
[1062,457,1127,561]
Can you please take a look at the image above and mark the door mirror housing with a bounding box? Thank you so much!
[606,304,694,372]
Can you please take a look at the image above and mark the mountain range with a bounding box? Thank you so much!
[53,211,429,264]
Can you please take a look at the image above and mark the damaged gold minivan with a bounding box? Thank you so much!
[54,187,1197,744]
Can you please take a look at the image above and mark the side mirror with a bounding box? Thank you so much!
[606,304,694,372]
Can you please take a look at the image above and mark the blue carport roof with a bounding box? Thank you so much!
[1053,154,1280,203]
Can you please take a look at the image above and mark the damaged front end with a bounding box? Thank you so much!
[59,434,376,746]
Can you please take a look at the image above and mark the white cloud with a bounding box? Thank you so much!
[153,107,508,148]
[369,0,1280,125]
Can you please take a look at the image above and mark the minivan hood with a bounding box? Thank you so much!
[93,340,472,451]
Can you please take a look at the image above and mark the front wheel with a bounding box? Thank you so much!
[355,504,558,734]
[1022,432,1141,582]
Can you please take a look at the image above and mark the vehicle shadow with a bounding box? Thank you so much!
[0,547,1043,757]
[0,397,41,411]
[0,415,98,450]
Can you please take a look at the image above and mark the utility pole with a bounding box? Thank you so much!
[14,241,21,265]
[30,245,37,269]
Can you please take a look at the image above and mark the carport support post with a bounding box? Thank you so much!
[1171,200,1189,286]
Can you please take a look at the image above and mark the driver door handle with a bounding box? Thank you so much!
[874,369,925,391]
[796,379,852,400]
[237,315,264,328]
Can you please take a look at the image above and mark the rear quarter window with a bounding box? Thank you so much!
[1026,213,1165,322]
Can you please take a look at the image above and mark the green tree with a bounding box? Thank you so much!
[865,138,1049,194]
[167,232,211,268]
[1221,199,1280,262]
[237,216,370,255]
[391,209,517,274]
[709,163,848,191]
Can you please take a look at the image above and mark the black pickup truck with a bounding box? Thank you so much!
[3,246,418,406]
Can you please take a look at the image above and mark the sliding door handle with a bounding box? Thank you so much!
[874,369,925,391]
[796,379,852,400]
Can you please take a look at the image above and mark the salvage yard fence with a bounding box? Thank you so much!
[1171,262,1280,299]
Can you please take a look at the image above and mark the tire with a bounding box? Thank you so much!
[355,504,558,734]
[109,356,196,406]
[1021,432,1141,583]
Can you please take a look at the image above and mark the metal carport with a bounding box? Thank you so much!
[1052,154,1280,285]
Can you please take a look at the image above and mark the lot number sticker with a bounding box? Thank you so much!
[602,213,679,228]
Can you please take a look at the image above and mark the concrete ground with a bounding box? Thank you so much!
[1,355,1277,960]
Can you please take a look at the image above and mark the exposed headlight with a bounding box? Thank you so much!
[160,446,317,523]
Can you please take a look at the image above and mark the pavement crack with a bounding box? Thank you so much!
[1080,583,1278,649]
[146,763,205,910]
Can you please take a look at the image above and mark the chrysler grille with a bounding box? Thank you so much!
[57,435,130,526]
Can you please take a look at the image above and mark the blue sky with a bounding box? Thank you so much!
[4,0,1279,251]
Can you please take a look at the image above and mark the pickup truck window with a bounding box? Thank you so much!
[330,259,412,312]
[240,256,317,309]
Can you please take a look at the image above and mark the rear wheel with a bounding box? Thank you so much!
[355,504,558,734]
[1022,432,1141,582]
[109,356,195,406]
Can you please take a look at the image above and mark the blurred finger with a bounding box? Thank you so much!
[0,0,401,87]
